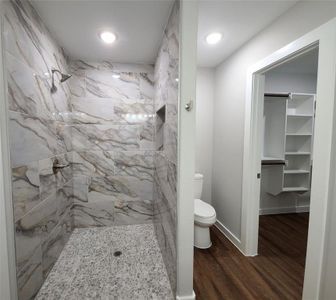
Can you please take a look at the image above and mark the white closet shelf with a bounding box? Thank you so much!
[262,156,283,161]
[287,114,313,117]
[285,152,311,155]
[282,187,309,192]
[284,170,310,174]
[286,133,312,136]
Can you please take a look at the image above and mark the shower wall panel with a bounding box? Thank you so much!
[153,1,179,294]
[3,1,74,299]
[68,61,155,227]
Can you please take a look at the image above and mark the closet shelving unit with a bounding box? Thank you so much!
[262,93,315,196]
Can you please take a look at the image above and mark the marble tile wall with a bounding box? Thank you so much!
[3,1,74,299]
[153,1,179,294]
[67,60,155,228]
[4,0,177,299]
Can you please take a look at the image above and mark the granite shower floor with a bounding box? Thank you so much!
[35,224,173,300]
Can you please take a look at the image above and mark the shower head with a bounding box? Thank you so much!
[50,68,72,93]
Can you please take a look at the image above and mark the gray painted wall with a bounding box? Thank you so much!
[213,1,336,240]
[196,68,214,204]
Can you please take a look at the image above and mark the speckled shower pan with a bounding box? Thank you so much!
[35,224,173,299]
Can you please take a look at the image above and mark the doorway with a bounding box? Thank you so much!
[241,18,336,299]
[258,47,319,298]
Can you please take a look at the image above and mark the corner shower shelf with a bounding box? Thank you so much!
[262,92,315,196]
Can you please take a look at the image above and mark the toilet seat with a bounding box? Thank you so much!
[194,199,216,225]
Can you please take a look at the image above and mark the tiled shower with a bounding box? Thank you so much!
[3,0,179,299]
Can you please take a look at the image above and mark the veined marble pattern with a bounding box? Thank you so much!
[71,150,154,227]
[6,0,178,298]
[71,150,114,177]
[153,1,179,294]
[74,175,154,227]
[69,60,155,74]
[12,162,40,221]
[35,224,173,300]
[71,124,140,151]
[4,1,74,299]
[9,112,58,167]
[67,60,156,228]
[14,171,74,300]
[114,151,154,181]
[86,71,140,100]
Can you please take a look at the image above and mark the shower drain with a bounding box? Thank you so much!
[114,251,122,257]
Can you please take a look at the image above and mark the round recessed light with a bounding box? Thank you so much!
[99,31,116,44]
[206,32,222,45]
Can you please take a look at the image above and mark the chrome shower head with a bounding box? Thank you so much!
[50,68,72,93]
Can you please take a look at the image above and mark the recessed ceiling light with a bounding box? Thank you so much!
[99,31,116,44]
[206,32,222,45]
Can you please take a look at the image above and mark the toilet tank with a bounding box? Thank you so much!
[194,173,204,199]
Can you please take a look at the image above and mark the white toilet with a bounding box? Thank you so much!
[194,173,216,249]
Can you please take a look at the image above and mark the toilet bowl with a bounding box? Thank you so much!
[194,174,217,249]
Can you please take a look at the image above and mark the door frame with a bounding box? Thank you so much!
[241,18,336,299]
[0,4,18,300]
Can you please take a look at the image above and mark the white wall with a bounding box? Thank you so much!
[196,68,214,204]
[320,167,336,298]
[213,1,336,241]
[265,72,317,94]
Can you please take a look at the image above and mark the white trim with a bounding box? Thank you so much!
[214,220,244,254]
[259,205,310,215]
[0,4,18,300]
[176,1,198,299]
[241,18,336,300]
[176,291,196,300]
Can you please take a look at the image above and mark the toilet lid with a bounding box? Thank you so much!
[194,199,216,219]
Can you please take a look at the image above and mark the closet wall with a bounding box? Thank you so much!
[260,71,317,215]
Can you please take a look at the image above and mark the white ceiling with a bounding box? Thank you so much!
[32,0,174,64]
[270,48,319,75]
[197,1,297,67]
[32,0,298,67]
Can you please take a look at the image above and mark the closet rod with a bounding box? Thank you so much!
[264,92,291,98]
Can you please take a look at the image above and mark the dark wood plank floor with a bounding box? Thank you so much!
[194,213,309,300]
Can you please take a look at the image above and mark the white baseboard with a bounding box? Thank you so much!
[259,205,310,215]
[296,205,310,213]
[176,291,196,300]
[214,220,244,254]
